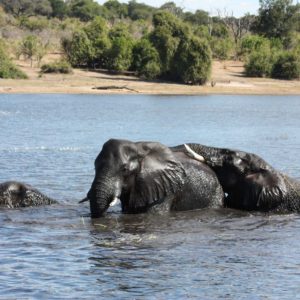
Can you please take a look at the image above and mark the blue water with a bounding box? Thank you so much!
[0,94,300,299]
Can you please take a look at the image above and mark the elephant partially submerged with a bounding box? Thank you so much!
[183,143,300,212]
[0,181,57,208]
[83,139,224,218]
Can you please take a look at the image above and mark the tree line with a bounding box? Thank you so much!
[0,0,299,82]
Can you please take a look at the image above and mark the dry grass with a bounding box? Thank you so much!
[1,55,300,95]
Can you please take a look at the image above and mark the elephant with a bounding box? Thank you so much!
[0,181,57,208]
[182,143,300,212]
[82,139,224,218]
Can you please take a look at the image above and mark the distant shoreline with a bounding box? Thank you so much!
[1,59,300,95]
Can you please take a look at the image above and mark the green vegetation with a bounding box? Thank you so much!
[271,52,300,79]
[40,59,73,74]
[0,0,299,82]
[0,40,28,79]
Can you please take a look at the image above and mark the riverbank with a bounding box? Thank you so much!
[1,57,300,95]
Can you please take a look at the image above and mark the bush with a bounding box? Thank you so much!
[19,17,49,31]
[210,37,233,60]
[240,35,270,58]
[0,45,27,79]
[18,35,48,66]
[271,52,300,80]
[172,36,212,84]
[40,60,73,74]
[107,36,133,71]
[131,39,161,79]
[245,49,273,77]
[61,30,95,67]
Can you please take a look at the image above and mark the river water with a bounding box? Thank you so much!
[0,94,300,299]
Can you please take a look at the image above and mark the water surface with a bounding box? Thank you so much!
[1,94,300,299]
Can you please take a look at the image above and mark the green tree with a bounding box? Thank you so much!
[131,39,161,79]
[184,9,210,26]
[18,35,47,67]
[84,17,111,67]
[211,37,233,60]
[68,0,102,21]
[253,0,299,40]
[245,48,273,77]
[240,34,270,57]
[0,0,52,17]
[150,11,189,76]
[172,36,212,84]
[160,2,183,17]
[48,0,68,19]
[107,36,133,71]
[271,51,300,79]
[127,0,154,21]
[103,0,128,21]
[61,30,95,67]
[0,40,27,78]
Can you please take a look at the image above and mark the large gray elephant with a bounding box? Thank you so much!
[82,139,224,218]
[183,143,300,212]
[0,181,57,208]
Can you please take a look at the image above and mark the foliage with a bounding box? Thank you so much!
[18,35,48,66]
[103,0,128,21]
[210,37,233,60]
[0,0,52,17]
[253,0,299,40]
[107,36,133,71]
[172,36,212,84]
[61,30,94,67]
[0,41,27,78]
[127,0,154,21]
[244,48,273,77]
[40,59,73,74]
[84,17,110,67]
[131,39,161,79]
[240,35,270,57]
[48,0,68,19]
[150,11,189,76]
[18,16,49,31]
[271,51,300,79]
[68,0,102,21]
[160,2,183,18]
[184,9,209,26]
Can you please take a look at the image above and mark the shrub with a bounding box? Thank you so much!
[131,39,161,79]
[40,60,73,74]
[240,35,270,58]
[18,35,48,67]
[245,49,273,77]
[172,36,212,84]
[106,36,133,71]
[210,37,233,60]
[19,17,49,31]
[61,30,95,67]
[271,52,300,80]
[0,45,27,79]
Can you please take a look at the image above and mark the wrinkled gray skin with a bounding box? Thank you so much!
[0,181,56,208]
[84,139,224,218]
[182,143,300,212]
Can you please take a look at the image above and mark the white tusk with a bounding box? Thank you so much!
[110,197,120,207]
[184,144,205,162]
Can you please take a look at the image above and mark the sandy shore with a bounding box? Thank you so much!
[0,56,299,95]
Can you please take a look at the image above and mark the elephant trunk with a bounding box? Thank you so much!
[88,175,122,218]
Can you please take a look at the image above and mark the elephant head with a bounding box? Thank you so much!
[0,181,56,208]
[84,139,186,218]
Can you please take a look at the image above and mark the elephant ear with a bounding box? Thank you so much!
[129,142,186,211]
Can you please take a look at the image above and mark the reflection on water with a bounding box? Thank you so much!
[1,94,300,299]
